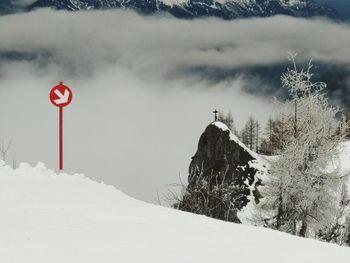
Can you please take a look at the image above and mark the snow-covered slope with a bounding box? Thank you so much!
[25,0,338,19]
[1,161,350,262]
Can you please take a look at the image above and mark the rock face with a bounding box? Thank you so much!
[25,0,338,20]
[178,121,266,223]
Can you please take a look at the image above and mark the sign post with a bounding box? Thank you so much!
[50,82,73,170]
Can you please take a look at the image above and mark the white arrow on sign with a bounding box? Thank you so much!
[54,89,70,105]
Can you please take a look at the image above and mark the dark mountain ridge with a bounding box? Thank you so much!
[0,0,339,20]
[27,0,339,19]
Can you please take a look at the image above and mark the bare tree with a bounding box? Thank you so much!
[255,120,261,153]
[12,158,17,169]
[260,54,350,238]
[0,139,11,162]
[241,116,257,151]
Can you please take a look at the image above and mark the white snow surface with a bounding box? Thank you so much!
[158,0,188,7]
[1,161,350,262]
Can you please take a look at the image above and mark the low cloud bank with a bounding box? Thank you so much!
[0,10,349,202]
[0,10,350,74]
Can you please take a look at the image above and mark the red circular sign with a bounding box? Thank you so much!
[50,82,73,108]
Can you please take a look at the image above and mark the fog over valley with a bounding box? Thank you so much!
[0,10,350,202]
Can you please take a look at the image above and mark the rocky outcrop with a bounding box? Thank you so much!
[178,121,267,223]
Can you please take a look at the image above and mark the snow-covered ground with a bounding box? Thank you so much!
[1,161,350,262]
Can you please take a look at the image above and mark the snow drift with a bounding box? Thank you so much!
[1,161,350,262]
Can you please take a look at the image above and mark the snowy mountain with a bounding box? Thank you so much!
[23,0,339,19]
[1,161,350,262]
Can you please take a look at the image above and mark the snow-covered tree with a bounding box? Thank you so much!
[260,118,275,155]
[318,183,350,246]
[260,54,349,237]
[259,115,296,156]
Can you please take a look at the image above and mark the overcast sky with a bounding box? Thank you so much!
[0,10,349,203]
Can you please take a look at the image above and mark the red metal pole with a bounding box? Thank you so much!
[59,107,63,170]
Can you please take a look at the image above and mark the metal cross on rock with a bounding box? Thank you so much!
[213,109,219,121]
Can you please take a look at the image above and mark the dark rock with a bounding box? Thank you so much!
[178,121,263,223]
